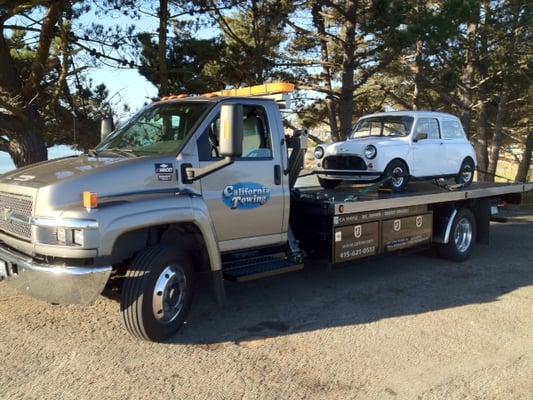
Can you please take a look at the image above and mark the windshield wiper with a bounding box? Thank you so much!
[95,148,138,158]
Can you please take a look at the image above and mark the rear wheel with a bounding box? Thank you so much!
[437,208,477,261]
[455,158,475,186]
[120,244,194,342]
[318,177,341,189]
[383,160,410,192]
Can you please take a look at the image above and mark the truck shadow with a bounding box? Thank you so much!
[168,216,533,346]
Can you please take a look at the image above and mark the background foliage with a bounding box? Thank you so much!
[0,0,531,180]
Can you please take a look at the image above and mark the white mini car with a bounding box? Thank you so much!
[314,111,477,192]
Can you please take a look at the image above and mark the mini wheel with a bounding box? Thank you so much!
[437,208,477,261]
[383,160,410,192]
[455,158,475,186]
[318,177,341,189]
[120,244,194,342]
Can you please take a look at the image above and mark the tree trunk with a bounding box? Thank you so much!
[158,0,169,97]
[474,0,491,180]
[412,39,423,110]
[458,14,479,152]
[338,2,357,141]
[311,1,339,141]
[515,131,532,182]
[8,128,48,168]
[475,102,490,178]
[486,77,509,179]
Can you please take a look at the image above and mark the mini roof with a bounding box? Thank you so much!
[361,110,460,119]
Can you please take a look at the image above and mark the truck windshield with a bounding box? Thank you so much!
[351,116,414,138]
[97,102,210,155]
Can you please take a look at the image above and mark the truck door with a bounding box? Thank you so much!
[196,102,286,247]
[411,117,442,177]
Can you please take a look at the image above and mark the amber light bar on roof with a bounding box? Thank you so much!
[161,82,295,101]
[205,82,295,97]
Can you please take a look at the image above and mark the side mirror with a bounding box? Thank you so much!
[184,104,243,183]
[414,132,428,142]
[219,104,243,157]
[100,117,115,141]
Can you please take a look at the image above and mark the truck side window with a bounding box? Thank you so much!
[198,105,273,160]
[414,118,440,139]
[442,120,464,139]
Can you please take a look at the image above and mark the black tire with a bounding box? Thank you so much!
[120,244,194,342]
[318,177,341,189]
[437,208,477,262]
[383,159,410,192]
[455,158,475,186]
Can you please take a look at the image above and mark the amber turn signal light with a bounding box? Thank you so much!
[83,192,98,209]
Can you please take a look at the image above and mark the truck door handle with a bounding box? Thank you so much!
[274,165,281,185]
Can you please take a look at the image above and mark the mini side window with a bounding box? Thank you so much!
[442,120,464,140]
[197,105,273,161]
[414,118,440,139]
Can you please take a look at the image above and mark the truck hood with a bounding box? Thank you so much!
[0,154,181,215]
[0,155,133,188]
[324,137,407,156]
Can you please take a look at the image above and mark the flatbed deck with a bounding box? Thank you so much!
[293,181,533,215]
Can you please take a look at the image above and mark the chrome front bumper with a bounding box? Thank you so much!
[0,244,111,304]
[316,169,382,181]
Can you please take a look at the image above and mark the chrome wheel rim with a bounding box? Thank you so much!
[454,217,473,253]
[152,264,187,323]
[392,166,405,187]
[461,165,473,183]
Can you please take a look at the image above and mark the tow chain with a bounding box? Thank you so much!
[475,167,516,183]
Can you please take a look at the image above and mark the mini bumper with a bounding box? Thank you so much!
[0,244,111,304]
[316,169,382,180]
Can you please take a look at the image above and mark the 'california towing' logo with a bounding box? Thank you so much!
[222,183,271,209]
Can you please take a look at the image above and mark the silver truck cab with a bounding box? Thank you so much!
[0,90,296,340]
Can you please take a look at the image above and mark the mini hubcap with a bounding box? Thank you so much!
[454,217,473,253]
[392,166,405,187]
[152,264,187,323]
[462,165,473,183]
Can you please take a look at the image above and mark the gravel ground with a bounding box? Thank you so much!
[1,210,532,400]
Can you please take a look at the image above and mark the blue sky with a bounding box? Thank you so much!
[77,6,217,116]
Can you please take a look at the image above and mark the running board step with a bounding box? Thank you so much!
[223,255,303,282]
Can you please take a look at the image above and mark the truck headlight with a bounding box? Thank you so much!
[73,229,85,247]
[32,218,98,248]
[314,146,324,159]
[364,145,377,159]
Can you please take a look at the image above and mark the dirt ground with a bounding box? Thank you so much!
[1,210,532,400]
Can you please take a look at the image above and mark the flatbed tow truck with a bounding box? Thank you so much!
[0,83,531,341]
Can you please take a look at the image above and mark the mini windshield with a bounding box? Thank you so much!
[352,116,414,138]
[97,102,210,155]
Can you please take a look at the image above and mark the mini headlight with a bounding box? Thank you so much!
[364,145,377,159]
[314,146,324,159]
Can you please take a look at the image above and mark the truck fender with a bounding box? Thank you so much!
[433,208,457,244]
[98,197,222,272]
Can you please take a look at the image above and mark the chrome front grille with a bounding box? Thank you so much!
[323,155,367,170]
[0,192,33,240]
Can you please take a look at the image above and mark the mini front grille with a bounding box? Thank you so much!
[323,155,367,171]
[0,192,33,240]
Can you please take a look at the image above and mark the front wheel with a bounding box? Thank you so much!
[318,177,341,189]
[120,245,194,342]
[383,160,410,192]
[437,208,477,261]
